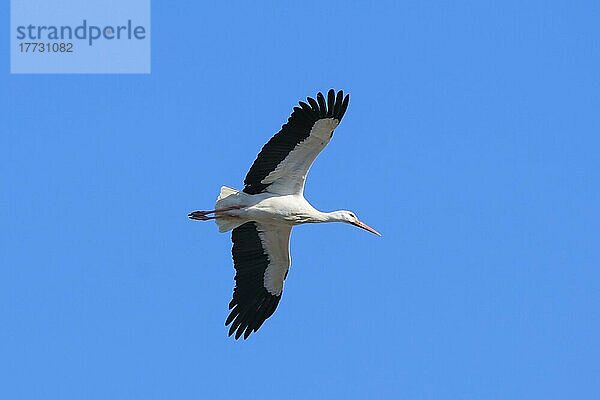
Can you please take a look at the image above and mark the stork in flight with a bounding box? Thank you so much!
[189,89,381,339]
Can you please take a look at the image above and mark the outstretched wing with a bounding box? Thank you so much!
[243,89,350,195]
[226,222,292,339]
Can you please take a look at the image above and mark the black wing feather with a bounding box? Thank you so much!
[316,92,327,117]
[307,97,319,112]
[243,90,350,194]
[326,89,336,117]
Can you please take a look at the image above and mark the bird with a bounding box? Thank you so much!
[189,89,381,340]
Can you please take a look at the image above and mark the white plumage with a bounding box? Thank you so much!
[189,90,380,339]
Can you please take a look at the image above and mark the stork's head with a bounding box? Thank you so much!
[337,210,382,236]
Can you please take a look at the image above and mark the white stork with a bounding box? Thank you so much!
[189,89,381,339]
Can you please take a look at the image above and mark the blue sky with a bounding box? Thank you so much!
[1,1,599,398]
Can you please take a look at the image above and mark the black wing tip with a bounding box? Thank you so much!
[225,299,278,340]
[302,89,350,121]
[225,288,282,340]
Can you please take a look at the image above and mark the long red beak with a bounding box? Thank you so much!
[352,220,382,236]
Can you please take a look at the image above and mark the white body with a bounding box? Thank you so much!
[216,187,327,231]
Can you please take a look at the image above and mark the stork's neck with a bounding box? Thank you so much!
[313,210,347,223]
